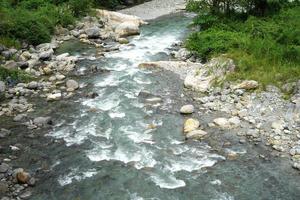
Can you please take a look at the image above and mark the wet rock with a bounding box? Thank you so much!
[184,118,200,133]
[33,117,53,126]
[186,129,208,140]
[85,92,99,99]
[66,79,79,91]
[235,80,259,90]
[180,105,194,114]
[0,163,10,173]
[0,81,6,93]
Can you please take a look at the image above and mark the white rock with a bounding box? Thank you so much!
[47,93,62,101]
[180,105,194,114]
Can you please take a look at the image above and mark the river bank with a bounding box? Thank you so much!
[0,1,300,199]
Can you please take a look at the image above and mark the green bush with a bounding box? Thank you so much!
[186,2,300,87]
[0,66,32,82]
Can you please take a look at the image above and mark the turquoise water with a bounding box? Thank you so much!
[28,13,300,200]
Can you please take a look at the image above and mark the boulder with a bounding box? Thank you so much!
[66,79,79,91]
[85,26,101,38]
[180,105,194,114]
[184,57,235,92]
[235,80,259,90]
[184,118,200,133]
[39,49,54,60]
[115,22,140,38]
[186,129,208,140]
[96,9,146,38]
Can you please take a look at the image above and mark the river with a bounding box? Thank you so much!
[15,12,300,200]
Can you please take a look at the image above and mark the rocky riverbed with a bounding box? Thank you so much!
[0,8,151,199]
[0,1,300,199]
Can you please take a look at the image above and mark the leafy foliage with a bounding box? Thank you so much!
[186,0,300,87]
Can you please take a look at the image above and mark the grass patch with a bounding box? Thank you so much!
[0,66,33,83]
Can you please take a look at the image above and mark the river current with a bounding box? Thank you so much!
[28,13,300,200]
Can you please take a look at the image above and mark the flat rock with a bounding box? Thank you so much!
[213,118,230,129]
[186,129,208,140]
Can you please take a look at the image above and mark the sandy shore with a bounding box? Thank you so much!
[119,0,186,20]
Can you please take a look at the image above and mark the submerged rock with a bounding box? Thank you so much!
[33,117,53,126]
[183,118,200,133]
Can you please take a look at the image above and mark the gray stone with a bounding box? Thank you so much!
[66,79,79,91]
[39,49,54,60]
[27,81,39,90]
[4,60,18,70]
[0,163,10,173]
[13,114,27,122]
[0,182,9,194]
[85,26,101,38]
[33,117,53,126]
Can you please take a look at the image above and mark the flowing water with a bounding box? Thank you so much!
[27,13,300,200]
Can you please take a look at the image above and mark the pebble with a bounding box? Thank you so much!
[180,104,194,114]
